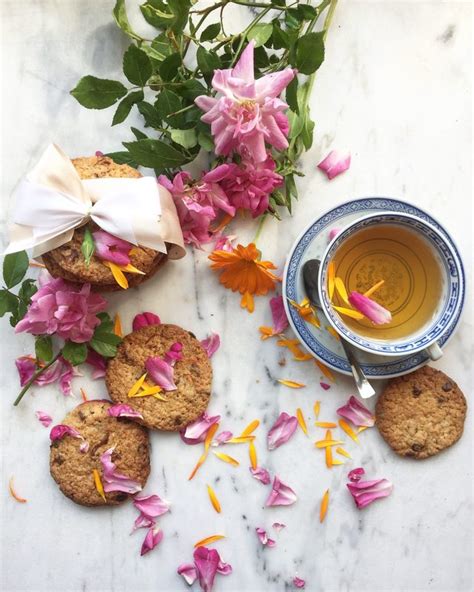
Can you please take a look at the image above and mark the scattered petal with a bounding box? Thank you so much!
[347,477,393,509]
[249,466,271,485]
[132,312,161,331]
[277,379,305,389]
[272,522,286,532]
[140,526,163,556]
[113,313,123,337]
[317,150,351,180]
[128,373,148,398]
[100,448,142,494]
[227,436,255,444]
[348,292,392,325]
[106,261,129,289]
[8,477,27,503]
[35,410,52,427]
[213,451,239,467]
[93,469,106,502]
[145,356,177,391]
[259,326,275,340]
[181,413,221,445]
[320,382,331,391]
[320,489,330,522]
[315,360,335,382]
[267,412,298,450]
[133,493,170,529]
[334,277,350,305]
[50,424,83,442]
[336,447,351,459]
[85,349,107,379]
[337,396,375,428]
[177,564,198,586]
[293,576,306,589]
[327,262,335,300]
[348,467,365,482]
[241,419,260,436]
[315,422,337,428]
[108,404,144,420]
[332,305,365,320]
[338,419,360,443]
[212,431,233,446]
[200,333,221,358]
[313,401,320,420]
[249,441,258,470]
[80,388,89,401]
[79,441,90,453]
[193,545,232,592]
[270,295,289,334]
[207,485,222,513]
[240,291,255,313]
[364,279,385,298]
[194,534,225,548]
[296,408,308,436]
[265,476,297,507]
[325,445,333,468]
[255,527,276,547]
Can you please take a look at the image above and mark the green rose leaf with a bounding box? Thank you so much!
[123,45,153,86]
[81,227,96,266]
[18,278,37,304]
[141,0,190,34]
[35,336,54,363]
[150,34,173,61]
[62,341,88,366]
[293,32,325,75]
[170,128,197,149]
[105,151,139,167]
[131,126,148,140]
[200,23,221,42]
[3,251,29,289]
[286,77,299,114]
[137,101,162,128]
[197,47,221,74]
[113,0,141,40]
[71,76,128,109]
[0,289,18,317]
[123,139,188,170]
[272,21,290,50]
[9,299,27,327]
[177,79,207,101]
[197,129,214,151]
[155,88,184,127]
[159,53,182,82]
[112,90,144,126]
[247,23,273,48]
[89,313,122,358]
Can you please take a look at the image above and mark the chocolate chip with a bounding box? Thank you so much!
[78,410,86,421]
[437,396,447,404]
[411,443,423,452]
[442,382,453,392]
[115,493,127,502]
[412,386,422,397]
[53,454,65,465]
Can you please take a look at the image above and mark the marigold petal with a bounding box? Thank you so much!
[249,441,257,470]
[315,439,345,449]
[326,325,340,339]
[188,452,207,481]
[334,277,350,305]
[241,419,260,436]
[278,379,305,389]
[320,489,329,522]
[207,485,222,513]
[93,469,106,502]
[315,361,335,382]
[120,263,145,275]
[106,262,129,289]
[328,262,335,300]
[325,446,333,468]
[114,314,123,337]
[205,423,219,451]
[128,373,147,397]
[339,419,360,443]
[133,385,162,396]
[227,436,256,444]
[332,305,365,320]
[296,408,308,436]
[213,451,240,467]
[336,447,352,458]
[315,422,337,428]
[364,279,385,298]
[194,534,225,548]
[80,387,89,401]
[313,401,320,420]
[8,477,27,503]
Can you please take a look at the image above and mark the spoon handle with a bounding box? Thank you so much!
[339,338,376,398]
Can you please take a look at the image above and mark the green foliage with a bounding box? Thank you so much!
[62,341,88,366]
[89,313,122,358]
[70,0,336,216]
[81,227,96,266]
[35,336,54,362]
[3,251,29,288]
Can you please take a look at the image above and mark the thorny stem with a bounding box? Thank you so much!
[13,352,62,407]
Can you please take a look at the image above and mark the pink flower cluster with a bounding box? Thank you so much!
[15,273,107,343]
[160,41,294,248]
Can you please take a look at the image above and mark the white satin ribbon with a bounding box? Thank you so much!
[4,144,186,259]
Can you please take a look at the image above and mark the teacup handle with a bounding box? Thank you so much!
[426,342,443,361]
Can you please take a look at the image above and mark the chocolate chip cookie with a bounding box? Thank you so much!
[106,324,212,431]
[42,155,166,290]
[375,366,467,459]
[50,400,150,506]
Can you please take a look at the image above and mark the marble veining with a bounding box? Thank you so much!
[0,1,472,592]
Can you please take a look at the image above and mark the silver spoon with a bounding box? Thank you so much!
[302,259,376,399]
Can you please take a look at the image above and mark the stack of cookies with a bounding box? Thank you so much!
[42,155,168,291]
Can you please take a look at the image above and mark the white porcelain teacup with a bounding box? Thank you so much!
[317,212,465,360]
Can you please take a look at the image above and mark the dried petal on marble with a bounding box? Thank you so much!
[207,485,222,513]
[338,419,360,443]
[293,576,306,589]
[313,401,320,420]
[270,295,289,334]
[320,382,331,390]
[177,563,198,586]
[133,493,170,524]
[296,408,308,436]
[267,412,298,450]
[272,522,286,532]
[314,439,345,449]
[249,466,271,485]
[346,478,393,509]
[80,388,89,401]
[336,447,352,459]
[200,333,221,358]
[181,413,221,445]
[317,150,351,180]
[249,441,258,470]
[255,527,276,547]
[140,526,163,556]
[194,534,226,548]
[8,477,27,503]
[315,360,335,382]
[337,396,375,428]
[241,419,260,436]
[212,451,240,466]
[277,379,305,389]
[35,410,52,427]
[193,545,232,592]
[348,467,365,482]
[319,489,330,522]
[265,476,297,507]
[315,422,337,428]
[212,431,233,446]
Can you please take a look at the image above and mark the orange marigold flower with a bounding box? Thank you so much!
[209,244,279,308]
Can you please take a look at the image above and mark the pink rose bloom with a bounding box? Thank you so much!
[92,230,132,266]
[15,273,107,343]
[158,169,235,248]
[195,40,295,163]
[219,156,283,217]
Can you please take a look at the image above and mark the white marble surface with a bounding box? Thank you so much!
[0,1,472,591]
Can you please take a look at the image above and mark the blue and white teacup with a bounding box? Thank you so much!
[318,212,465,360]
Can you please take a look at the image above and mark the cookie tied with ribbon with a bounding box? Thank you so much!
[5,145,186,290]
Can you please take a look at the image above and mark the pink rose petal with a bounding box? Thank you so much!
[164,342,183,366]
[214,234,236,252]
[317,150,351,180]
[347,477,393,509]
[145,356,177,391]
[267,412,298,450]
[108,404,144,420]
[337,396,375,427]
[180,413,221,445]
[140,526,163,556]
[270,295,289,334]
[132,312,161,331]
[92,230,131,266]
[177,563,198,586]
[348,291,392,325]
[200,333,221,358]
[79,441,90,453]
[212,430,233,446]
[85,349,107,379]
[249,466,271,485]
[133,493,170,526]
[328,228,342,242]
[255,527,276,547]
[293,576,306,588]
[50,424,83,442]
[272,522,286,532]
[35,411,52,428]
[348,467,365,482]
[100,448,142,494]
[265,476,297,507]
[320,382,331,390]
[194,546,232,592]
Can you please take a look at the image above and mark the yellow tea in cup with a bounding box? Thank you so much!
[329,224,443,341]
